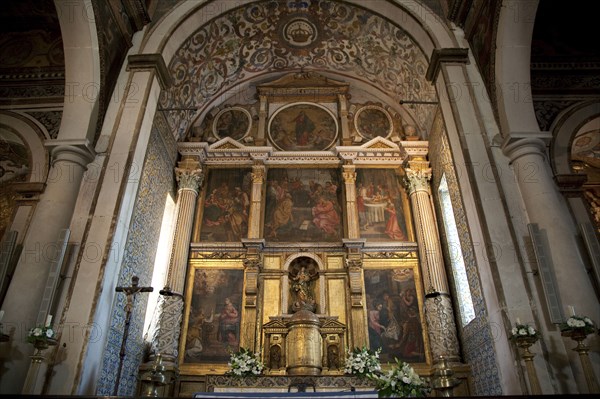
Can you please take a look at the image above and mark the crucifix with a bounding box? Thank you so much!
[114,275,153,396]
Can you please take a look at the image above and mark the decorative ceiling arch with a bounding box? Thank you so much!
[158,0,438,139]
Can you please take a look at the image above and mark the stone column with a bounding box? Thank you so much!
[502,135,598,315]
[342,165,359,239]
[405,161,460,360]
[3,142,94,394]
[149,157,203,367]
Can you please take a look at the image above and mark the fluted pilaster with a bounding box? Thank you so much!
[248,164,265,238]
[342,165,359,239]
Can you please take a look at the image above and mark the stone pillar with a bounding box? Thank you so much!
[503,135,600,325]
[342,165,359,239]
[0,142,93,393]
[405,161,460,360]
[149,157,203,368]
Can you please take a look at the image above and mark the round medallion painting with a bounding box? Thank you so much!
[572,129,600,168]
[268,103,338,151]
[212,107,251,141]
[355,106,393,140]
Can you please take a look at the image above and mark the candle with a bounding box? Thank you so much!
[0,310,4,323]
[45,314,53,327]
[568,306,576,316]
[516,317,521,325]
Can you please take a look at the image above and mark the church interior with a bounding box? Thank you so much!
[0,0,599,396]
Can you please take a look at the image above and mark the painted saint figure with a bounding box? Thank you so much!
[292,110,316,146]
[311,196,340,236]
[384,200,407,241]
[217,297,240,347]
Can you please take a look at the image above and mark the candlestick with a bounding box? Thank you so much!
[516,317,521,325]
[568,306,576,316]
[0,310,4,323]
[45,314,52,327]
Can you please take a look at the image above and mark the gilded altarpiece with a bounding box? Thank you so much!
[175,72,445,388]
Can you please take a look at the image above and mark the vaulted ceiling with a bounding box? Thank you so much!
[159,1,438,141]
[1,1,598,141]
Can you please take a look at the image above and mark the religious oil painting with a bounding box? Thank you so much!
[268,103,338,151]
[365,267,426,364]
[571,129,600,168]
[197,168,252,242]
[356,169,410,242]
[212,107,251,141]
[265,168,343,242]
[0,130,29,184]
[355,105,393,140]
[183,268,244,365]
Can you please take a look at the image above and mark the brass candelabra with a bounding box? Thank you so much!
[561,328,599,394]
[431,356,461,397]
[513,336,542,395]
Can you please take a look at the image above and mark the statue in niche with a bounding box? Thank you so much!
[269,345,282,369]
[289,260,319,313]
[327,345,340,370]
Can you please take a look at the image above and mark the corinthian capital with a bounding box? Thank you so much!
[342,165,356,184]
[175,167,204,192]
[405,168,432,194]
[251,165,265,183]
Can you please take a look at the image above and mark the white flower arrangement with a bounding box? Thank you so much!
[560,315,597,335]
[27,326,55,344]
[226,347,264,377]
[370,358,429,398]
[510,322,540,341]
[344,347,382,376]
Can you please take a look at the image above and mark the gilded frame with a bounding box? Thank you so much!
[267,102,339,151]
[179,259,246,374]
[212,107,252,141]
[354,105,393,140]
[264,167,344,242]
[355,168,415,242]
[192,167,252,243]
[362,258,431,367]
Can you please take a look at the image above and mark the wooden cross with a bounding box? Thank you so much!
[114,275,153,396]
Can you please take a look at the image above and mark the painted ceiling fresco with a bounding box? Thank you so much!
[160,0,437,139]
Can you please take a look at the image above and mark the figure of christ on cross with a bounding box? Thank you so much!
[114,276,153,396]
